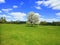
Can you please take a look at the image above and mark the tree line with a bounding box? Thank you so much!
[40,21,60,26]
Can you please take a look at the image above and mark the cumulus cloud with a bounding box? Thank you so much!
[35,1,43,5]
[35,0,60,10]
[2,8,12,12]
[0,0,5,3]
[10,12,26,21]
[35,1,42,10]
[0,11,26,21]
[40,18,60,22]
[0,14,11,18]
[13,5,18,8]
[44,0,60,10]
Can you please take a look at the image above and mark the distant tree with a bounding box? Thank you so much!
[40,21,47,25]
[0,17,6,23]
[27,12,40,26]
[52,21,60,26]
[0,18,1,23]
[40,21,60,26]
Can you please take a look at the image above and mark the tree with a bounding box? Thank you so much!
[27,12,40,26]
[52,21,60,26]
[0,17,6,23]
[40,21,47,25]
[40,21,52,25]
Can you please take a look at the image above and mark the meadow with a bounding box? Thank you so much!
[0,24,60,45]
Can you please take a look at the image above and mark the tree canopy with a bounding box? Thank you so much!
[27,12,40,26]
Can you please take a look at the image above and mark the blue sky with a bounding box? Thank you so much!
[0,0,60,22]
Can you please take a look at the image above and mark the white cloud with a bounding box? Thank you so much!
[0,0,5,3]
[10,12,26,21]
[0,11,26,21]
[35,6,41,10]
[40,18,60,22]
[52,5,60,10]
[0,14,12,18]
[43,1,50,6]
[44,0,60,10]
[13,5,18,8]
[35,0,60,10]
[2,8,12,12]
[56,12,60,16]
[35,1,43,5]
[35,1,42,10]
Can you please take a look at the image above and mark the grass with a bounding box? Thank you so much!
[0,24,60,45]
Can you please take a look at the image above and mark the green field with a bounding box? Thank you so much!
[0,24,60,45]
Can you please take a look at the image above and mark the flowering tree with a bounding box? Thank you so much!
[27,12,40,26]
